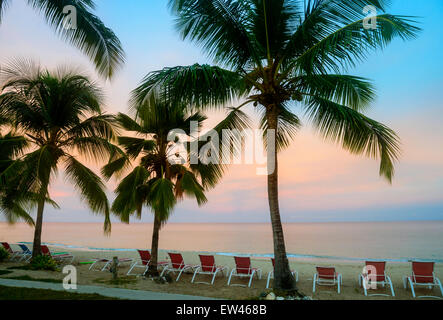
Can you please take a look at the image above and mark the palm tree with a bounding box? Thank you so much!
[103,93,249,275]
[0,60,120,257]
[0,0,124,78]
[130,0,420,291]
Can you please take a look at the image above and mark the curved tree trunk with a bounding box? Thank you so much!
[266,107,297,292]
[146,213,162,277]
[31,195,46,259]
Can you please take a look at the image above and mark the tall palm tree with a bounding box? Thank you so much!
[103,93,249,275]
[130,0,420,291]
[0,60,119,257]
[0,0,124,78]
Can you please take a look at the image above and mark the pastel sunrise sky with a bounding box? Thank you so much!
[0,0,442,224]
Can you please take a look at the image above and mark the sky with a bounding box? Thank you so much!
[0,0,442,224]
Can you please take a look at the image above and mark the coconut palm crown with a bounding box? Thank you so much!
[0,61,120,257]
[103,93,250,274]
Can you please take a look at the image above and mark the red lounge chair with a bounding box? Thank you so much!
[89,257,133,271]
[191,255,228,285]
[1,242,23,261]
[41,245,74,264]
[160,252,198,281]
[403,261,443,299]
[266,258,299,289]
[126,250,168,276]
[358,261,395,297]
[227,256,262,288]
[313,266,342,294]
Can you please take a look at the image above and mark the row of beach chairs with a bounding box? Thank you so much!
[1,242,74,264]
[109,249,443,298]
[2,243,442,298]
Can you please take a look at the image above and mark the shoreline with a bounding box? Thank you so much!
[16,241,443,264]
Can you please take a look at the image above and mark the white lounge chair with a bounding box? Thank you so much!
[160,252,198,282]
[227,256,262,288]
[191,254,227,285]
[313,266,342,294]
[358,261,395,297]
[403,261,443,299]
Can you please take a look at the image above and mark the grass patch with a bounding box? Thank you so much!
[5,275,61,283]
[7,265,33,271]
[0,270,13,276]
[93,276,138,286]
[7,265,59,272]
[0,285,120,300]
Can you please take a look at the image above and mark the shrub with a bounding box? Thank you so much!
[30,255,58,271]
[0,247,10,263]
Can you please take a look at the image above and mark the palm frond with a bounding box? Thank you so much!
[296,74,376,111]
[115,113,145,133]
[64,136,116,163]
[101,155,130,181]
[260,104,302,152]
[28,0,125,78]
[292,13,420,74]
[178,170,207,205]
[169,0,261,69]
[250,0,300,62]
[0,0,10,24]
[305,96,400,182]
[117,136,156,160]
[111,166,150,222]
[0,133,29,160]
[64,155,111,232]
[146,178,176,221]
[62,114,117,141]
[130,64,248,110]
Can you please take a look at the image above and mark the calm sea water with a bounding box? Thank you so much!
[1,221,443,262]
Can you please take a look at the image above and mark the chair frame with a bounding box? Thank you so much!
[126,250,168,276]
[266,258,299,289]
[191,255,228,285]
[1,242,24,261]
[313,266,343,294]
[403,261,443,299]
[17,244,33,262]
[160,253,198,282]
[227,256,262,288]
[89,257,133,271]
[358,261,395,297]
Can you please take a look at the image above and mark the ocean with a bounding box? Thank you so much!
[1,221,443,262]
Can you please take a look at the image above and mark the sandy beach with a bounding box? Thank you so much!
[1,246,442,300]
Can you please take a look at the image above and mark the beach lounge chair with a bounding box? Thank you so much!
[191,255,228,285]
[266,258,299,289]
[403,261,443,299]
[1,242,23,261]
[89,257,133,271]
[41,245,74,264]
[17,244,33,262]
[313,266,343,294]
[160,252,198,281]
[126,250,168,276]
[227,256,262,288]
[358,261,395,297]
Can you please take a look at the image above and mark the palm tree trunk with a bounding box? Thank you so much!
[266,107,297,292]
[146,213,162,277]
[31,195,46,259]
